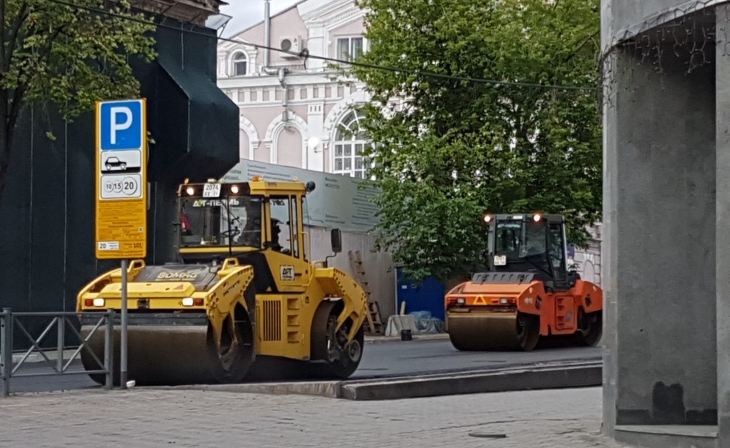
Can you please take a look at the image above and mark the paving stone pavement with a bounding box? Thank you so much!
[0,386,630,447]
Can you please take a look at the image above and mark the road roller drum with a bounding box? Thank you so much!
[81,323,213,386]
[447,310,540,351]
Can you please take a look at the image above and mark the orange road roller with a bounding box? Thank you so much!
[445,213,603,351]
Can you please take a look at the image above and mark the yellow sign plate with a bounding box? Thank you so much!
[94,99,148,260]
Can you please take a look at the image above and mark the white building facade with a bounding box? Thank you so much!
[217,0,373,178]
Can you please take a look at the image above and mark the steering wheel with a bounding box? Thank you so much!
[221,228,241,238]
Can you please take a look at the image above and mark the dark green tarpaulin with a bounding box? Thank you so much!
[0,16,238,349]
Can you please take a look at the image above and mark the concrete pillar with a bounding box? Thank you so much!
[602,41,717,431]
[602,48,619,438]
[717,6,730,445]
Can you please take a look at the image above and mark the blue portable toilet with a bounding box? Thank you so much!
[395,267,446,321]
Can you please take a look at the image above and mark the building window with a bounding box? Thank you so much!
[333,109,371,179]
[232,52,248,76]
[336,37,364,61]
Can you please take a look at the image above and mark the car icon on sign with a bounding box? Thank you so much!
[105,157,127,172]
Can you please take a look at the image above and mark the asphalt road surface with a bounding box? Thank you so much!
[5,339,602,395]
[356,339,601,378]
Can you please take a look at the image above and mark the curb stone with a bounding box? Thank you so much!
[364,333,450,343]
[155,361,602,401]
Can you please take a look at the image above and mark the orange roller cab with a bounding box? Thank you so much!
[445,213,603,351]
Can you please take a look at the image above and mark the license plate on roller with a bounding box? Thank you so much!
[203,183,221,198]
[494,255,507,266]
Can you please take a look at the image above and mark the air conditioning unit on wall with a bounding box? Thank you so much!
[280,36,303,59]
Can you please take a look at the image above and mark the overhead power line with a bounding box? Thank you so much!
[47,0,599,92]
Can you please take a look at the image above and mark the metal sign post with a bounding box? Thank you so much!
[120,259,128,387]
[95,99,148,390]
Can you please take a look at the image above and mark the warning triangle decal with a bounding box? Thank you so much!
[174,284,184,290]
[473,295,487,305]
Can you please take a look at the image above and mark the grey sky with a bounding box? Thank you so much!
[219,0,302,38]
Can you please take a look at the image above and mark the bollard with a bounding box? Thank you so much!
[104,309,114,390]
[1,308,12,396]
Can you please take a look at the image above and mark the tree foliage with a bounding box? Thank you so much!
[346,0,602,283]
[0,0,157,199]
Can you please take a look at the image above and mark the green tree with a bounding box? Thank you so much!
[0,0,156,199]
[345,0,602,283]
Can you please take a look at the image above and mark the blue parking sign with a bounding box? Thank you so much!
[99,100,144,151]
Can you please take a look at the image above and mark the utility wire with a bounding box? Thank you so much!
[47,0,599,92]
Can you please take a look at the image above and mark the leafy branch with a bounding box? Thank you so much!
[0,0,157,200]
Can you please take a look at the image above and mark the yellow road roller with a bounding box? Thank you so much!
[76,177,369,386]
[445,213,603,351]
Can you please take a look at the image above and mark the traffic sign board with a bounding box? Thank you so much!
[95,99,147,260]
[98,100,144,151]
[100,174,142,199]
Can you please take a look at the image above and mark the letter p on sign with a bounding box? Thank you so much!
[110,107,133,145]
[99,100,144,151]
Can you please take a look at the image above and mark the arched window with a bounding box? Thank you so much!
[333,109,371,178]
[232,52,248,77]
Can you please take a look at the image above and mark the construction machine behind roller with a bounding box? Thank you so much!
[445,213,603,351]
[76,178,369,386]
